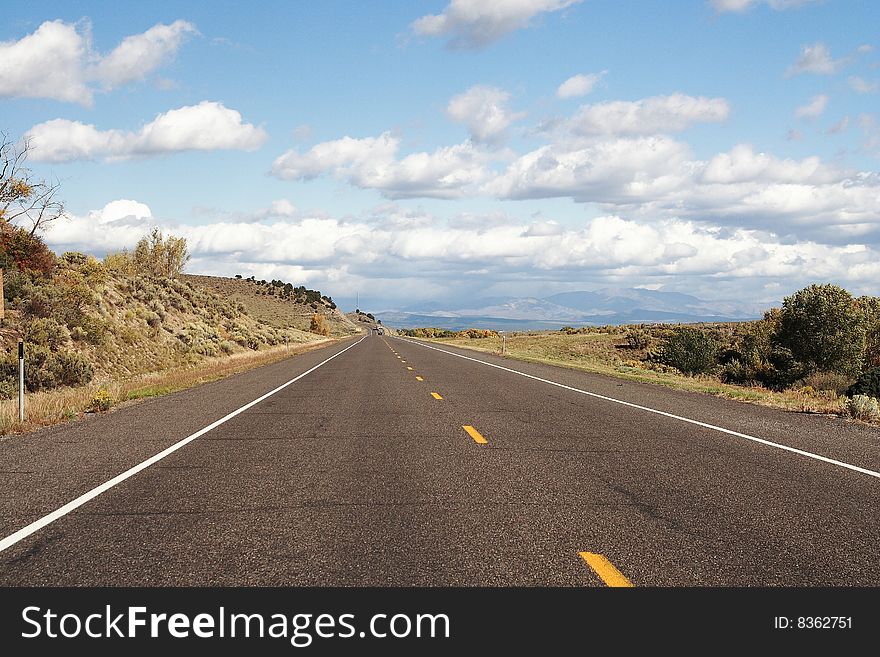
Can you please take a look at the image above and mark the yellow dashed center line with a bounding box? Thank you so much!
[578,552,634,587]
[431,392,443,400]
[415,376,424,381]
[407,366,413,370]
[462,425,487,444]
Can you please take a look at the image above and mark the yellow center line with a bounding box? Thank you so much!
[415,376,424,381]
[407,366,413,370]
[431,392,443,400]
[578,552,634,587]
[462,425,487,444]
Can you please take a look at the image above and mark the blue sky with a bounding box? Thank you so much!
[2,0,879,311]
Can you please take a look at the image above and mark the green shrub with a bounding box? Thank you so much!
[777,284,865,377]
[846,395,880,422]
[848,368,880,399]
[54,352,94,386]
[651,327,718,375]
[0,378,17,400]
[24,317,70,349]
[219,340,236,355]
[624,328,650,349]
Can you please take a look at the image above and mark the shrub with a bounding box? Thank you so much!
[219,340,236,355]
[91,388,113,412]
[776,284,865,377]
[144,311,162,330]
[55,352,94,386]
[802,371,853,397]
[846,395,880,422]
[651,327,718,375]
[756,345,809,391]
[310,313,330,336]
[624,328,650,349]
[847,367,880,399]
[0,379,16,400]
[0,222,56,276]
[24,317,70,349]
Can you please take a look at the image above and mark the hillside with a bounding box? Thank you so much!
[346,309,396,334]
[183,275,361,337]
[1,256,322,392]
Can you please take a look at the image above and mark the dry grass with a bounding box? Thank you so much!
[425,332,852,418]
[0,338,339,436]
[183,274,360,336]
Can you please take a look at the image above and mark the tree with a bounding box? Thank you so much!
[776,284,865,376]
[653,327,718,375]
[132,228,190,278]
[0,134,64,235]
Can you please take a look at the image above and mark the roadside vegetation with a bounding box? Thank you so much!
[0,133,355,434]
[409,284,880,426]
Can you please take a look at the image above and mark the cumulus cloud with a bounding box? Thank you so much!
[786,42,846,76]
[565,94,730,136]
[87,20,197,88]
[795,94,828,120]
[42,200,880,304]
[411,0,582,49]
[710,0,818,12]
[0,19,196,105]
[271,132,495,198]
[25,101,267,162]
[556,71,605,99]
[446,85,525,143]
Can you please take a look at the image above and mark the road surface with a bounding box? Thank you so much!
[0,333,878,586]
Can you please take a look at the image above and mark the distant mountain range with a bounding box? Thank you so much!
[376,288,769,330]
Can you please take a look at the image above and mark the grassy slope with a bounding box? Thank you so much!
[420,331,853,418]
[0,268,346,433]
[184,275,361,336]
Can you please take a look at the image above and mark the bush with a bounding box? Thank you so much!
[651,327,718,375]
[776,284,865,377]
[24,317,70,349]
[624,328,650,349]
[0,222,56,276]
[54,352,94,387]
[91,388,113,412]
[846,395,880,422]
[310,314,330,336]
[219,340,236,355]
[802,371,853,397]
[848,367,880,399]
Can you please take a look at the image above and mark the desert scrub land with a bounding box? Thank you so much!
[184,274,360,336]
[0,226,345,434]
[404,284,880,427]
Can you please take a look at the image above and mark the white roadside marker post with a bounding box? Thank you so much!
[18,340,24,423]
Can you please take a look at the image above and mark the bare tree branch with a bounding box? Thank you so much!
[0,133,66,234]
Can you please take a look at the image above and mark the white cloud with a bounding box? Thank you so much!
[556,71,605,99]
[87,19,197,88]
[711,0,818,12]
[411,0,582,49]
[0,19,196,105]
[795,94,828,120]
[271,132,494,198]
[786,42,846,76]
[446,85,525,143]
[566,94,730,136]
[42,201,880,304]
[0,20,91,104]
[849,76,878,93]
[25,101,267,162]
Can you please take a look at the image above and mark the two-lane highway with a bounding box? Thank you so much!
[0,333,878,585]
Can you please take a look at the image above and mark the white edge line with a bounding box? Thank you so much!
[396,337,880,480]
[0,336,367,554]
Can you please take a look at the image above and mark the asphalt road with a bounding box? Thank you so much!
[0,332,878,586]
